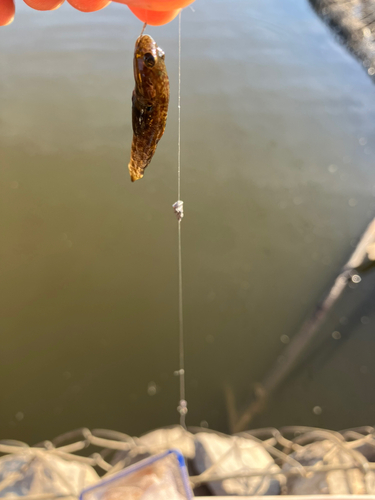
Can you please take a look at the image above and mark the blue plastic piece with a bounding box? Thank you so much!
[80,449,193,500]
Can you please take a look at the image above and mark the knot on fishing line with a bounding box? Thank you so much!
[177,399,188,416]
[173,200,184,221]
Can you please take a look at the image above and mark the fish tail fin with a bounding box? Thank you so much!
[128,161,144,182]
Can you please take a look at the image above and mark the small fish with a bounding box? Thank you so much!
[128,34,170,182]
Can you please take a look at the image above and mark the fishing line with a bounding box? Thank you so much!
[140,22,147,36]
[177,12,182,204]
[173,11,187,428]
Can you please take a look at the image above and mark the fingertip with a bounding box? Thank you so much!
[0,0,15,26]
[126,6,181,26]
[23,0,65,11]
[67,0,111,12]
[126,0,194,9]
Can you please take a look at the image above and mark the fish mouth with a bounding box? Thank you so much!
[135,34,157,58]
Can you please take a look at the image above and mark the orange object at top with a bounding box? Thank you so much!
[0,0,195,26]
[117,0,195,25]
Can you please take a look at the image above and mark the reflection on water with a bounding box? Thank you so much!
[1,0,375,443]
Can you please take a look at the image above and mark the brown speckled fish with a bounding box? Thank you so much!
[128,34,170,182]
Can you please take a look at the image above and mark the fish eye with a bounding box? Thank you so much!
[146,105,153,112]
[144,53,155,68]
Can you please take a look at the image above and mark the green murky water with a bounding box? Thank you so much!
[1,0,375,443]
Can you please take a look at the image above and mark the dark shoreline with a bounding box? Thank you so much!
[308,0,375,80]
